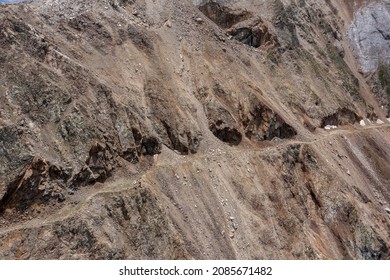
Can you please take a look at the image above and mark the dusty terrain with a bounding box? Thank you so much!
[0,0,389,259]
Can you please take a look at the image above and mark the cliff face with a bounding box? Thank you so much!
[0,0,389,259]
[347,1,390,74]
[346,0,390,117]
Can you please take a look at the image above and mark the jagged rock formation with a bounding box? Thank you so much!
[0,0,390,259]
[199,1,276,48]
[347,1,390,74]
[346,0,390,116]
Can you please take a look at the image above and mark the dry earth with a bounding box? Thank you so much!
[0,0,389,259]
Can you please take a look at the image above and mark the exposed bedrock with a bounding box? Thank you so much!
[198,1,277,48]
[347,2,390,74]
[320,108,362,128]
[346,1,390,115]
[203,87,296,145]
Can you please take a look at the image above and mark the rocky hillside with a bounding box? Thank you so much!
[0,0,389,259]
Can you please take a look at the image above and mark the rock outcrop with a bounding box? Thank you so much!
[346,0,390,116]
[347,1,390,74]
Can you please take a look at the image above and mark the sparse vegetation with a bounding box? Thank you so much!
[378,64,390,95]
[326,43,360,98]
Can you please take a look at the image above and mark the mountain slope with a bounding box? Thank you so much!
[0,0,389,259]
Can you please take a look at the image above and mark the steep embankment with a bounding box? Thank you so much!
[345,0,390,117]
[0,0,389,259]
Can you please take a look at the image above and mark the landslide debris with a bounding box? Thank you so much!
[0,0,389,260]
